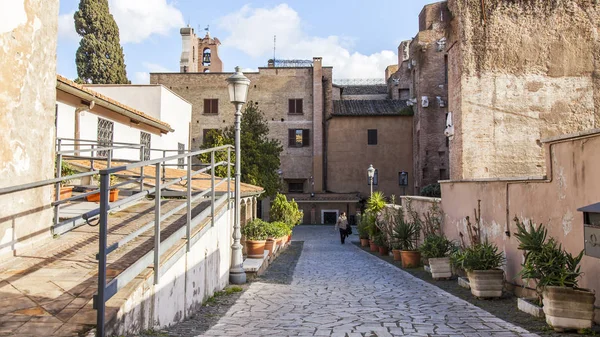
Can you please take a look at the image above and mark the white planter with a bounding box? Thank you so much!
[543,286,595,332]
[517,298,544,318]
[466,269,504,298]
[429,257,452,279]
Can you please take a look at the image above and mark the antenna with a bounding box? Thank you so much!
[273,35,276,62]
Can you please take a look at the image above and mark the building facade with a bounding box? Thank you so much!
[180,27,223,73]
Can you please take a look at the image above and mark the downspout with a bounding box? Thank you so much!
[74,100,95,156]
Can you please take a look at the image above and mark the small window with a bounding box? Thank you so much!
[288,129,310,147]
[287,181,304,193]
[204,99,218,114]
[178,143,185,169]
[367,129,378,145]
[97,118,114,157]
[140,132,151,161]
[439,168,448,180]
[288,99,303,114]
[203,129,219,144]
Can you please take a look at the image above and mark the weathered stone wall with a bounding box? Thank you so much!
[327,116,414,198]
[447,0,600,180]
[410,2,451,193]
[0,0,59,258]
[441,129,600,312]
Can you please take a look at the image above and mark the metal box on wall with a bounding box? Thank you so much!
[578,202,600,259]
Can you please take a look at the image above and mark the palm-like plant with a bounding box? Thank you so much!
[366,191,386,214]
[393,219,417,251]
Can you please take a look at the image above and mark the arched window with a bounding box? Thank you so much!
[203,48,211,66]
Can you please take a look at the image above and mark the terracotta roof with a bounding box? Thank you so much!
[286,193,360,203]
[56,75,173,132]
[68,159,264,196]
[341,85,388,95]
[332,100,411,116]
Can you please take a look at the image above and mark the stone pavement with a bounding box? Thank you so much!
[200,225,539,337]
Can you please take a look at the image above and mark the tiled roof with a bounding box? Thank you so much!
[332,100,411,116]
[56,75,173,132]
[342,85,388,95]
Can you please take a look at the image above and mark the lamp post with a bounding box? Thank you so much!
[227,66,250,284]
[367,164,375,197]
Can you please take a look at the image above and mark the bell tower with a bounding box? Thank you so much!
[198,28,223,73]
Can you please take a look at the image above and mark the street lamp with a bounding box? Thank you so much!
[367,164,375,197]
[227,66,250,284]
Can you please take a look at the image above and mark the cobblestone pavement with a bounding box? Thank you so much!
[200,225,539,337]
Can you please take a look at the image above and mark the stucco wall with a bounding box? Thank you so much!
[447,0,600,180]
[440,130,600,308]
[327,115,414,198]
[0,0,59,258]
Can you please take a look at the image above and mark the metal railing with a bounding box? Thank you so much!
[90,145,233,337]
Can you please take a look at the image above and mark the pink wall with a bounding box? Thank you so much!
[441,129,600,307]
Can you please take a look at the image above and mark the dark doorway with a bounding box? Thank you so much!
[323,211,337,225]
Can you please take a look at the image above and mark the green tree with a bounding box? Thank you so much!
[270,193,303,228]
[74,0,129,84]
[199,102,283,197]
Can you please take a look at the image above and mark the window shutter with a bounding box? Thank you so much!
[297,99,303,114]
[289,99,295,114]
[302,129,310,147]
[212,99,218,114]
[288,129,295,146]
[204,99,210,114]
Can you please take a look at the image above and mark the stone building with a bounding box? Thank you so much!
[180,27,223,73]
[388,1,451,194]
[0,0,59,257]
[445,0,599,180]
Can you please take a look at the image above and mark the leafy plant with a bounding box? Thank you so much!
[270,221,291,237]
[393,218,418,251]
[241,218,269,241]
[422,201,443,237]
[366,191,386,214]
[404,198,423,247]
[373,233,385,247]
[420,234,456,259]
[356,212,370,239]
[420,183,441,198]
[269,193,303,229]
[60,162,78,185]
[453,241,505,272]
[514,217,584,300]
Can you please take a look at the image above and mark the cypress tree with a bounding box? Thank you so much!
[74,0,129,84]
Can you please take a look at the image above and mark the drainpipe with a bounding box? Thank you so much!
[74,100,95,156]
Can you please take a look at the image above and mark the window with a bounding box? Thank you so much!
[439,169,448,180]
[287,181,304,193]
[178,143,185,169]
[288,99,303,114]
[367,129,378,145]
[204,99,218,114]
[288,129,310,147]
[202,48,211,66]
[140,131,151,161]
[368,169,379,186]
[203,129,219,144]
[97,118,114,157]
[399,89,410,100]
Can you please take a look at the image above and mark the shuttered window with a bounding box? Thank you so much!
[289,99,303,114]
[204,99,219,114]
[368,129,378,145]
[288,129,310,147]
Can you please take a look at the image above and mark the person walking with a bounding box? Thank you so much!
[335,212,349,244]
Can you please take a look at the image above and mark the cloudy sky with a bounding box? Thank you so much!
[57,0,434,84]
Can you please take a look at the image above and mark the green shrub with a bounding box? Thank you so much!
[241,218,269,241]
[453,241,504,272]
[271,221,292,237]
[393,218,418,251]
[373,233,385,247]
[515,218,583,292]
[420,183,441,198]
[420,234,456,259]
[270,193,303,229]
[357,212,370,239]
[366,191,386,214]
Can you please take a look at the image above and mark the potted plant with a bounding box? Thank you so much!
[57,162,77,200]
[241,218,269,258]
[88,174,119,202]
[453,241,505,298]
[263,222,278,256]
[273,221,291,248]
[269,193,303,242]
[391,242,402,261]
[515,218,594,332]
[420,234,455,279]
[357,212,370,247]
[374,233,388,256]
[393,218,421,268]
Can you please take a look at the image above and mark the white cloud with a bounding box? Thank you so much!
[58,11,79,42]
[108,0,184,44]
[142,62,171,73]
[217,4,397,79]
[133,72,150,84]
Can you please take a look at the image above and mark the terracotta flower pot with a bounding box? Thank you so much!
[264,239,275,256]
[429,257,452,279]
[86,189,119,202]
[369,241,378,252]
[379,246,389,256]
[400,250,421,268]
[245,240,266,258]
[360,238,370,247]
[59,186,74,201]
[542,286,595,332]
[277,236,285,247]
[392,249,402,261]
[287,234,292,243]
[467,269,504,298]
